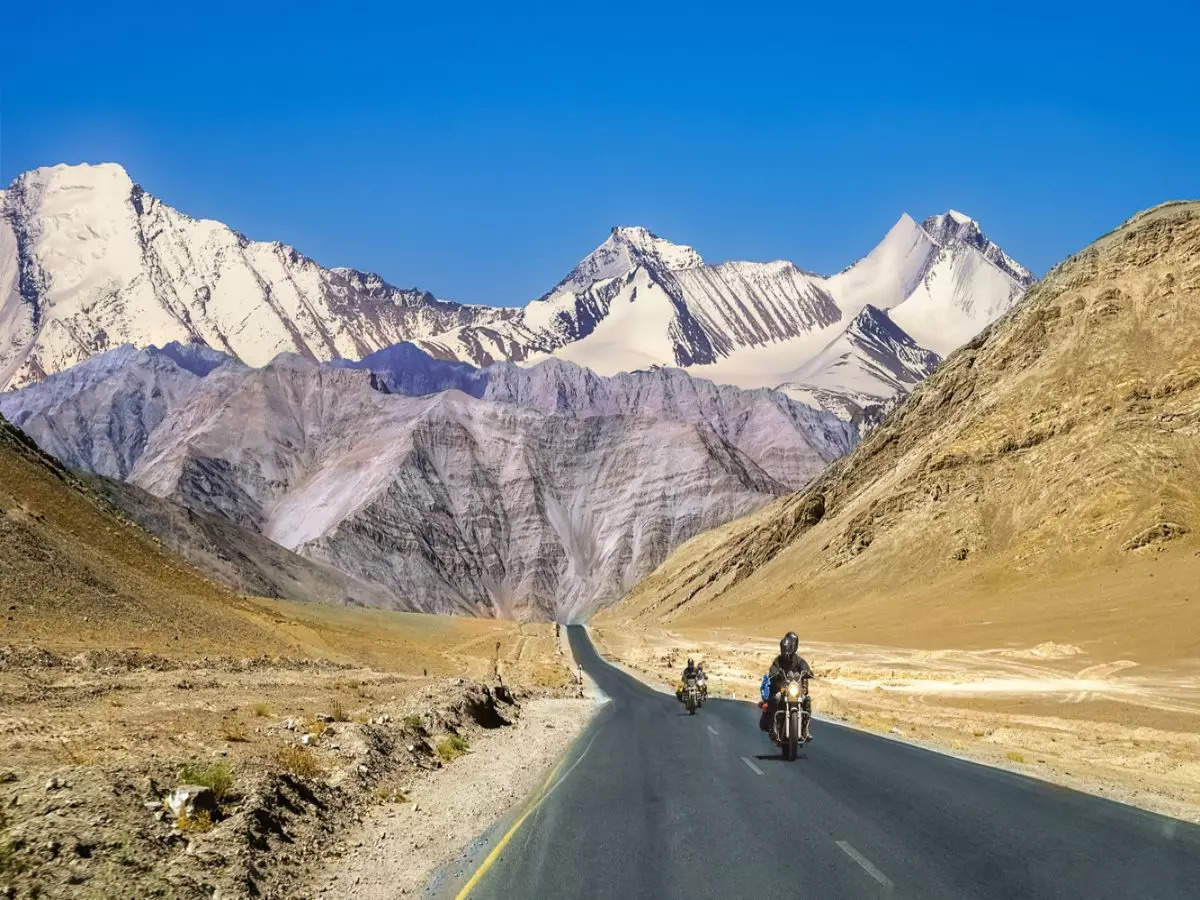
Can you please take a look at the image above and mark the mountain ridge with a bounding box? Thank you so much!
[2,162,1033,420]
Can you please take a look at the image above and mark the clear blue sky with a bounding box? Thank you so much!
[4,1,1197,306]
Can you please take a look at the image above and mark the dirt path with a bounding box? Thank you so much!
[307,697,596,897]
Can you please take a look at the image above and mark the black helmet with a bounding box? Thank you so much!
[780,632,798,661]
[687,657,695,667]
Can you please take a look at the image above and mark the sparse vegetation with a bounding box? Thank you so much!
[178,759,234,800]
[252,701,271,717]
[436,734,469,762]
[330,699,349,722]
[1006,751,1026,763]
[403,714,424,731]
[374,786,409,804]
[274,746,324,779]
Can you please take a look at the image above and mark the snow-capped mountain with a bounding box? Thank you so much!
[1,162,1034,416]
[0,343,855,620]
[416,211,1033,404]
[777,305,942,423]
[0,163,515,389]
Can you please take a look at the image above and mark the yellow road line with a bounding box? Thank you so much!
[455,732,598,899]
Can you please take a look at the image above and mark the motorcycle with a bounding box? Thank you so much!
[683,676,701,715]
[696,675,707,706]
[764,671,811,760]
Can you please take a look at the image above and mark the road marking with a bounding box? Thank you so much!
[706,725,719,736]
[740,756,764,776]
[836,840,893,889]
[455,731,599,899]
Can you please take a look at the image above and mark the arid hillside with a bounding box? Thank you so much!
[602,202,1200,663]
[1,410,566,676]
[1,411,585,899]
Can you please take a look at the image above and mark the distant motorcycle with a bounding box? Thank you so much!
[765,671,811,760]
[683,676,701,715]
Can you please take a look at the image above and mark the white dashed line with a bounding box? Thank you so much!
[706,725,719,736]
[740,756,764,776]
[836,840,893,889]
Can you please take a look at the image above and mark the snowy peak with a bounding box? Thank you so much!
[610,225,704,271]
[921,209,1034,285]
[824,213,940,313]
[0,162,509,390]
[546,225,702,297]
[782,303,940,408]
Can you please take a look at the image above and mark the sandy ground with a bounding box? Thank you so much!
[307,697,596,898]
[0,629,576,899]
[592,625,1200,825]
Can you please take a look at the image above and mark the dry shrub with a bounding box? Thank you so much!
[251,702,271,717]
[436,734,469,762]
[274,747,324,779]
[178,759,234,799]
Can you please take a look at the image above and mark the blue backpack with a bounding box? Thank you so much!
[759,674,771,701]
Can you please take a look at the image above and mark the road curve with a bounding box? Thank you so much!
[456,626,1200,899]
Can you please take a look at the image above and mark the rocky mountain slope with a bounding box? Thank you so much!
[2,345,855,620]
[0,409,298,650]
[2,163,1032,421]
[602,202,1200,660]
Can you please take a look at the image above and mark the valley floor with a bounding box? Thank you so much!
[592,625,1200,825]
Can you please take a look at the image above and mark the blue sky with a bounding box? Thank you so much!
[4,1,1197,306]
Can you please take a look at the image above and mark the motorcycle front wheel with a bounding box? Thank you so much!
[787,709,799,760]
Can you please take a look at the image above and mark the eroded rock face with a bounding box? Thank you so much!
[1,347,856,621]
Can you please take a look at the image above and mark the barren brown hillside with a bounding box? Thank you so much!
[602,201,1200,661]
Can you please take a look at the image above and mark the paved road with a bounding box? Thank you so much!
[459,626,1200,899]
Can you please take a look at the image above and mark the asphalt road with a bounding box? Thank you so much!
[458,626,1200,899]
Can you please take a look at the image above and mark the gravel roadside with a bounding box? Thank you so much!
[308,696,597,898]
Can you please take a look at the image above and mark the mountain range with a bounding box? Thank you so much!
[1,163,1032,422]
[0,161,1037,620]
[0,344,855,620]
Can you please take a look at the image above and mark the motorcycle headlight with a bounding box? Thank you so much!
[787,682,801,699]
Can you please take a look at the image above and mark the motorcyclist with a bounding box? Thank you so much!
[695,663,708,700]
[759,632,814,741]
[678,657,699,702]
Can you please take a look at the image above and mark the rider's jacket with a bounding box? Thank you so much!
[767,653,813,696]
[681,664,699,683]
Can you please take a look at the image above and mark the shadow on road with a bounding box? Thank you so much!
[755,753,809,762]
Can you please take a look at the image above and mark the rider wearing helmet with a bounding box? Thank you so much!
[677,657,700,701]
[681,657,699,683]
[759,632,814,740]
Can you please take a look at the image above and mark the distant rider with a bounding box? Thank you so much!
[678,657,699,702]
[759,632,814,741]
[696,663,708,700]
